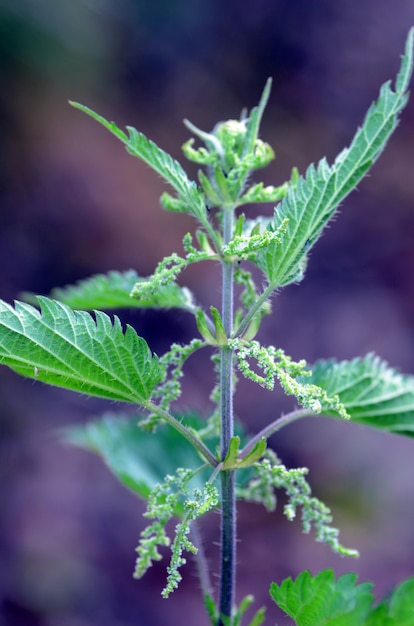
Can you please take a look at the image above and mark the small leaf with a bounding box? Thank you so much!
[0,297,164,404]
[234,213,246,237]
[212,165,234,205]
[160,192,193,213]
[270,569,374,626]
[222,437,266,470]
[237,181,288,206]
[64,412,211,514]
[204,594,218,626]
[237,438,266,468]
[246,607,266,626]
[255,29,413,287]
[304,353,414,437]
[182,138,217,166]
[198,170,222,206]
[210,306,228,345]
[195,309,217,345]
[231,595,266,626]
[70,102,206,219]
[242,78,272,160]
[222,436,241,469]
[196,229,218,256]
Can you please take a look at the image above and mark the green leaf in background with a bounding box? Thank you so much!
[27,270,196,313]
[64,412,215,516]
[70,102,207,219]
[255,28,414,288]
[0,297,164,404]
[304,354,414,436]
[269,569,374,626]
[365,577,414,626]
[64,413,258,514]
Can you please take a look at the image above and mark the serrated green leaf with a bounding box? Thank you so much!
[256,28,413,287]
[304,353,414,436]
[35,270,195,312]
[270,569,374,626]
[125,125,206,216]
[0,297,164,404]
[70,102,206,219]
[64,412,210,515]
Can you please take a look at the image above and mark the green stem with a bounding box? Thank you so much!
[218,470,236,625]
[233,281,276,339]
[145,401,218,467]
[218,207,236,625]
[240,408,314,459]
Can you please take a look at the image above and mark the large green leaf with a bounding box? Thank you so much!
[64,412,210,515]
[256,28,413,287]
[270,570,374,626]
[27,270,195,312]
[0,297,164,404]
[304,354,414,436]
[70,102,206,219]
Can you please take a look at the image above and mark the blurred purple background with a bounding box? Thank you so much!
[1,1,414,625]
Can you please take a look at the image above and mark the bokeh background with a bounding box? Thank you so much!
[1,1,414,625]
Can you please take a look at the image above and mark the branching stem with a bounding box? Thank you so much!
[233,280,276,339]
[240,408,314,459]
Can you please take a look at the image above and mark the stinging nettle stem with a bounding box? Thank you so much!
[218,207,236,625]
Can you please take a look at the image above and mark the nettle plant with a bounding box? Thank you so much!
[1,29,414,626]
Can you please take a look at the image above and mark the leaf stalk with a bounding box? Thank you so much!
[145,402,218,467]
